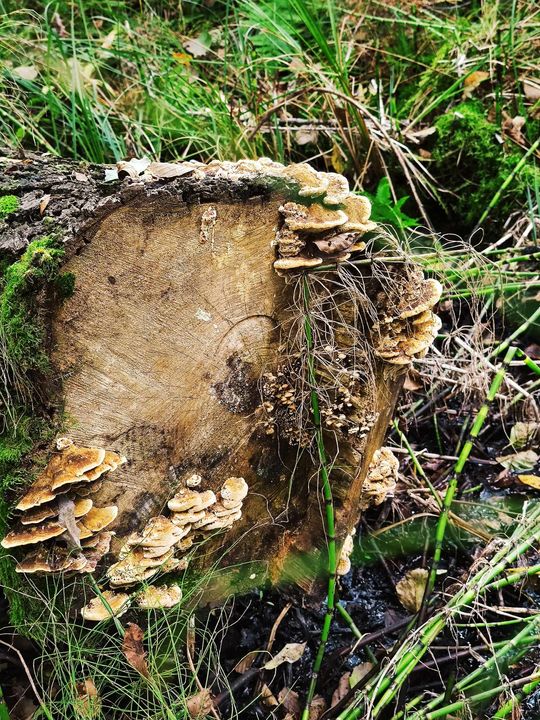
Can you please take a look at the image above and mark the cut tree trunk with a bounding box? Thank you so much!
[0,154,438,608]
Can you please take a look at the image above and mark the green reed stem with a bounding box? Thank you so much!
[421,346,518,613]
[301,275,338,720]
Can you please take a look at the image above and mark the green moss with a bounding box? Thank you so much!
[0,194,20,219]
[431,102,540,227]
[0,236,70,631]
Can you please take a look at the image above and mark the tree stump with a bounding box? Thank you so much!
[0,155,441,618]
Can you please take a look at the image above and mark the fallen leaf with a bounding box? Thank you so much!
[403,371,423,392]
[502,113,526,144]
[525,343,540,359]
[74,678,100,719]
[395,568,428,613]
[260,683,279,707]
[517,475,540,490]
[57,495,81,548]
[104,167,119,182]
[278,687,301,716]
[147,161,194,179]
[184,36,209,58]
[350,662,373,686]
[12,65,38,81]
[233,651,257,673]
[308,696,327,720]
[509,422,539,450]
[186,688,215,718]
[74,172,89,182]
[331,143,346,174]
[263,642,306,670]
[496,449,539,472]
[523,78,540,102]
[116,157,150,179]
[122,623,150,678]
[331,672,351,707]
[463,70,489,99]
[295,128,319,146]
[313,232,356,255]
[101,30,117,50]
[39,194,51,215]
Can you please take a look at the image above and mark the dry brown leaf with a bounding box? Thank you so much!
[396,568,428,613]
[308,696,327,720]
[497,450,539,472]
[12,65,38,81]
[74,678,100,719]
[260,683,279,707]
[263,642,306,670]
[122,623,150,679]
[39,194,51,215]
[510,422,539,450]
[147,161,194,179]
[74,172,89,182]
[233,651,257,674]
[403,371,423,392]
[313,232,356,255]
[57,495,81,548]
[523,78,540,101]
[517,475,540,490]
[350,662,373,686]
[502,114,526,145]
[295,128,319,146]
[101,30,117,50]
[331,143,346,174]
[184,36,209,58]
[186,688,215,718]
[331,672,351,707]
[462,70,489,98]
[278,687,302,717]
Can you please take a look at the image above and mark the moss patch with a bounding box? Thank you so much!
[431,102,540,227]
[0,236,70,630]
[0,194,20,219]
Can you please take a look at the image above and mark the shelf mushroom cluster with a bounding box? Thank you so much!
[359,446,400,511]
[77,476,249,620]
[372,271,443,366]
[1,439,125,574]
[111,157,375,273]
[260,348,379,450]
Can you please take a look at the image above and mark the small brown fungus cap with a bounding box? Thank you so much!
[395,279,443,320]
[16,443,108,511]
[339,196,374,232]
[136,583,183,609]
[273,255,323,271]
[221,477,248,505]
[80,591,131,621]
[126,516,184,548]
[280,202,348,233]
[322,173,350,205]
[77,506,118,538]
[281,164,328,198]
[16,547,88,574]
[1,521,66,548]
[360,447,399,510]
[167,489,216,513]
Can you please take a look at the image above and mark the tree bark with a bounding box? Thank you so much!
[0,154,432,606]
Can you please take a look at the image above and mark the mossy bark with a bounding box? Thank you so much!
[0,153,405,626]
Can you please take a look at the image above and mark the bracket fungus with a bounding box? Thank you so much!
[136,583,183,609]
[360,447,399,511]
[373,274,443,366]
[1,439,125,575]
[80,591,131,622]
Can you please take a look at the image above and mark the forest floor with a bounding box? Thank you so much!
[0,1,539,718]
